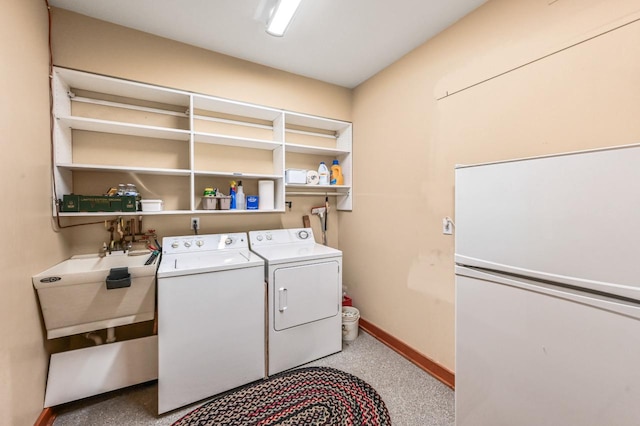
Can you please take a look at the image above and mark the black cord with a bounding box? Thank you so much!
[45,0,116,230]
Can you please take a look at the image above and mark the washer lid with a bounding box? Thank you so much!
[250,243,341,264]
[157,249,263,278]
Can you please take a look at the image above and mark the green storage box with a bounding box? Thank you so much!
[120,196,137,212]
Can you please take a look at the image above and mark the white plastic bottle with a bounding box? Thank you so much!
[318,162,329,185]
[236,180,245,210]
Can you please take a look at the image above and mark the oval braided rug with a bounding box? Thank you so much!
[172,366,391,425]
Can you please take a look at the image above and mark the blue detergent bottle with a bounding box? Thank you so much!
[230,181,237,209]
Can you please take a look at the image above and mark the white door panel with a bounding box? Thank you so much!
[456,273,640,426]
[273,261,340,331]
[158,267,264,414]
[455,145,640,300]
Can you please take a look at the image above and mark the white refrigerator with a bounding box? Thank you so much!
[455,144,640,426]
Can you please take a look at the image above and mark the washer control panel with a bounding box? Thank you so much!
[162,233,248,255]
[248,228,316,247]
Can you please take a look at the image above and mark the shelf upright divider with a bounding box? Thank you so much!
[336,124,353,211]
[273,112,286,211]
[188,94,196,212]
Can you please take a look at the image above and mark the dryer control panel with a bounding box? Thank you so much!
[248,228,316,247]
[162,233,248,255]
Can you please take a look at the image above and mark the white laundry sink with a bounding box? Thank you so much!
[35,252,154,286]
[33,252,159,339]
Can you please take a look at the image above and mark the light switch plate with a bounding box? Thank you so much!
[443,218,453,235]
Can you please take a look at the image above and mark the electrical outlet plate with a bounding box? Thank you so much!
[442,218,452,235]
[191,217,200,230]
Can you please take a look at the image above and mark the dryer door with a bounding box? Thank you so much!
[273,261,340,331]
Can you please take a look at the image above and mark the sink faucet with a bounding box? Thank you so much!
[99,242,110,258]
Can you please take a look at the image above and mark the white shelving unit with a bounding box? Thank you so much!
[52,67,353,216]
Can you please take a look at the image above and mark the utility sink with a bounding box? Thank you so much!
[34,252,155,286]
[33,252,159,339]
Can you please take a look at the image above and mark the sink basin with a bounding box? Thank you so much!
[33,252,159,339]
[34,252,156,287]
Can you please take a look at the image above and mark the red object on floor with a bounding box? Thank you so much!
[342,295,352,306]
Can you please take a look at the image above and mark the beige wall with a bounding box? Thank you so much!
[51,8,352,253]
[1,1,69,424]
[345,0,640,371]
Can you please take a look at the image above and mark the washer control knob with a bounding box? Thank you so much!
[196,240,204,247]
[266,234,272,240]
[225,237,233,245]
[257,235,263,241]
[184,241,191,248]
[298,230,309,239]
[171,241,179,249]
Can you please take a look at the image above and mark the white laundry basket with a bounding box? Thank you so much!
[342,307,360,342]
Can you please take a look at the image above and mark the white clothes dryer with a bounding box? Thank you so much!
[248,228,342,376]
[157,233,265,414]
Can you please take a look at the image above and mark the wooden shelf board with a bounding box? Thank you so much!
[194,132,282,150]
[57,163,191,176]
[58,116,190,141]
[57,209,285,217]
[194,170,281,179]
[284,143,350,156]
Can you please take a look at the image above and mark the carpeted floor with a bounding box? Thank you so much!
[53,331,454,425]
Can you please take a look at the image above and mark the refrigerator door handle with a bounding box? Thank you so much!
[455,266,640,320]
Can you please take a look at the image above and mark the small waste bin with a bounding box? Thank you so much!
[342,306,360,342]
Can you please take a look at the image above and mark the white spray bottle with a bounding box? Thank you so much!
[236,180,245,210]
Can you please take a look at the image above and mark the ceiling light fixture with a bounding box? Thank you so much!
[266,0,302,37]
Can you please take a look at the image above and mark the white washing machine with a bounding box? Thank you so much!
[248,228,342,376]
[157,233,265,414]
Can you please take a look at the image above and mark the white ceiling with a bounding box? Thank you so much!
[49,0,487,88]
